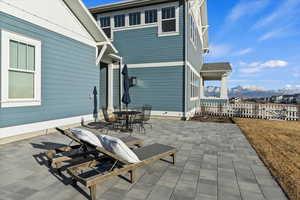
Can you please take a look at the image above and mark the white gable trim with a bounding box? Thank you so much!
[0,0,97,47]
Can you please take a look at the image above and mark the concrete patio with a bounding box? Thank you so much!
[0,119,287,200]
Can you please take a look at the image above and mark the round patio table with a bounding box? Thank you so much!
[113,110,141,131]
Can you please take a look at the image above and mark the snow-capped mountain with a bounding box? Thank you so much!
[205,85,300,98]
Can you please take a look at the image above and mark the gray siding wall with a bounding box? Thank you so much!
[186,8,203,72]
[0,12,100,128]
[127,66,184,112]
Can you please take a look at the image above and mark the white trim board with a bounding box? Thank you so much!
[0,114,95,139]
[0,0,96,47]
[112,61,185,69]
[186,61,200,77]
[151,110,183,117]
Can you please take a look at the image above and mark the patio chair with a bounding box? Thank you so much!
[67,140,176,200]
[102,107,121,129]
[45,128,143,170]
[131,107,145,133]
[142,104,153,130]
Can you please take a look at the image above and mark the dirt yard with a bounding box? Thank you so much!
[234,118,300,200]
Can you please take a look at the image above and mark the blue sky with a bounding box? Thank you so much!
[83,0,300,90]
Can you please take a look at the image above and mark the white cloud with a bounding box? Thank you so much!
[261,60,288,68]
[259,29,283,41]
[241,67,261,74]
[233,48,253,56]
[227,0,270,23]
[285,84,300,89]
[240,60,288,73]
[207,44,232,58]
[253,0,300,29]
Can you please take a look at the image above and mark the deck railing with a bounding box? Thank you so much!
[197,102,300,121]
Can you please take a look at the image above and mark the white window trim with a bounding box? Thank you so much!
[158,5,180,36]
[1,30,42,108]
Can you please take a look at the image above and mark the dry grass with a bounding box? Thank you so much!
[233,118,300,200]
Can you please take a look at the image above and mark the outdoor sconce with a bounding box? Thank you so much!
[129,77,137,87]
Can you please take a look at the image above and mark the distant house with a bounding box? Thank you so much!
[295,94,300,104]
[0,0,118,140]
[89,0,232,118]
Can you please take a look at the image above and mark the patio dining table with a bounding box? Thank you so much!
[113,110,141,131]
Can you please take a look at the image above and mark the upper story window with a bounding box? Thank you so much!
[100,16,111,39]
[161,6,176,33]
[145,9,157,24]
[1,30,41,108]
[114,14,125,27]
[129,12,141,26]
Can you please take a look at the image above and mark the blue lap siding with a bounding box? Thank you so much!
[127,66,184,112]
[0,12,100,128]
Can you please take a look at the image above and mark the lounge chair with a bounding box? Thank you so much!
[45,128,143,170]
[67,141,176,200]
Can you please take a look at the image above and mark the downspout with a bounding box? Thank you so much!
[183,0,188,120]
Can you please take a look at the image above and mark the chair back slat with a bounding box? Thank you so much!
[142,105,152,122]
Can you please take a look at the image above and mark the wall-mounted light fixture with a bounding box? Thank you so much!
[129,77,137,87]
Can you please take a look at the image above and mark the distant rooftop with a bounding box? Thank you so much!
[201,62,232,72]
[89,0,175,13]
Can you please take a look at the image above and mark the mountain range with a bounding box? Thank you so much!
[205,85,300,98]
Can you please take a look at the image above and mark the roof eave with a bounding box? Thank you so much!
[89,0,177,13]
[62,0,118,54]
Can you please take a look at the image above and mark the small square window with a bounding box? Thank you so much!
[114,14,125,27]
[129,12,141,26]
[145,9,157,24]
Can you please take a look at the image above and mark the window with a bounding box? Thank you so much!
[190,15,197,44]
[161,6,176,33]
[190,71,199,99]
[129,12,141,26]
[145,9,157,24]
[114,14,125,27]
[1,30,41,107]
[100,16,111,39]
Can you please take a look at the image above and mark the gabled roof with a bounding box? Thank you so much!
[63,0,117,54]
[89,0,175,13]
[201,62,232,72]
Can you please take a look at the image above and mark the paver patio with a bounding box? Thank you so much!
[0,119,287,200]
